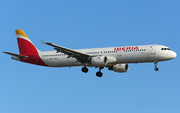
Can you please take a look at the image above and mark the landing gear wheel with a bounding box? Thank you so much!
[154,61,159,71]
[96,71,103,77]
[82,67,88,73]
[154,67,159,71]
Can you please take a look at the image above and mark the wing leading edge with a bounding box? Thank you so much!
[42,41,93,63]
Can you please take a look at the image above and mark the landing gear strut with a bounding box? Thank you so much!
[82,67,88,73]
[96,67,104,77]
[154,61,159,71]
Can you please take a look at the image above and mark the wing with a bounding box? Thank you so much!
[42,41,93,63]
[3,52,28,59]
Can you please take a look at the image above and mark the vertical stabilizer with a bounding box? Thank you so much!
[15,30,47,66]
[16,29,38,55]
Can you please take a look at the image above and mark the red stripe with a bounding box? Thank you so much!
[17,38,37,55]
[17,38,48,66]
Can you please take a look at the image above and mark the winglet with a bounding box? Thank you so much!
[42,41,46,45]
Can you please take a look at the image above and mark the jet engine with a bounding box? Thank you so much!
[91,56,117,66]
[108,64,129,73]
[91,56,107,66]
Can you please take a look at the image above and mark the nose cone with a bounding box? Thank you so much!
[171,51,177,59]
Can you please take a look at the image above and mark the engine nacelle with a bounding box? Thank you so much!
[106,56,117,65]
[91,56,117,66]
[91,56,108,66]
[108,64,129,73]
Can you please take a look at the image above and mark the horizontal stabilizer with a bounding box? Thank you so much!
[3,52,28,59]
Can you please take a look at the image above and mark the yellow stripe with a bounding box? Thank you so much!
[15,29,30,40]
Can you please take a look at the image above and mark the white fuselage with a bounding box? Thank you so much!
[38,45,176,67]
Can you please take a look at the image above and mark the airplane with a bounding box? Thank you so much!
[4,30,177,77]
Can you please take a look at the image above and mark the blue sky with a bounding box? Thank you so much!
[0,0,179,113]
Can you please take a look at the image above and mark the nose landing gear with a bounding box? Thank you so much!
[154,61,159,71]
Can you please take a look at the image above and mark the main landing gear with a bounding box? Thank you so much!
[81,66,104,77]
[154,61,159,71]
[96,67,104,77]
[82,66,88,73]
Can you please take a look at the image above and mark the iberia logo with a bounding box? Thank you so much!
[114,46,139,51]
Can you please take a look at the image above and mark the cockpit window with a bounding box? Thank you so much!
[161,48,170,50]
